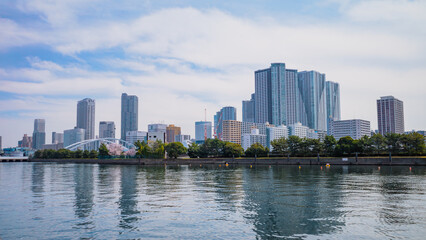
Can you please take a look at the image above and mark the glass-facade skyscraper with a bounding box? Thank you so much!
[77,98,95,140]
[242,93,255,123]
[32,119,46,150]
[121,93,138,140]
[326,81,341,134]
[214,106,237,140]
[195,121,212,143]
[297,71,327,131]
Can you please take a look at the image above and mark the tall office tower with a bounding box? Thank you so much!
[166,124,181,143]
[297,71,327,131]
[214,106,237,139]
[221,120,242,144]
[32,119,46,149]
[121,93,139,140]
[326,81,341,134]
[255,63,299,126]
[195,121,212,143]
[377,96,404,134]
[242,93,256,123]
[255,67,272,123]
[330,119,370,140]
[52,132,64,144]
[64,127,85,147]
[99,121,116,138]
[77,98,95,140]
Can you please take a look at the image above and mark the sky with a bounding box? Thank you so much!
[0,0,425,148]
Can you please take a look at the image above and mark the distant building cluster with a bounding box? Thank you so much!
[2,62,421,153]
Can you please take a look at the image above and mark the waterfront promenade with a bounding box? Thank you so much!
[28,156,426,166]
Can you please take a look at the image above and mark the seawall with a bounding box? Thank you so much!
[27,157,426,166]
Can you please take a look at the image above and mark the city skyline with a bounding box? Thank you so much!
[0,0,425,147]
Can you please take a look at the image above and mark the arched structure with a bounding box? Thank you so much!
[64,138,136,151]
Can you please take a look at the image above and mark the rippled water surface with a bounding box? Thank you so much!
[1,163,426,239]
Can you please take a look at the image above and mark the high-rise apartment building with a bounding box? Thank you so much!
[255,68,272,124]
[298,71,327,131]
[195,121,212,143]
[32,119,46,149]
[266,125,288,150]
[377,96,404,134]
[64,127,85,147]
[52,132,64,144]
[241,128,267,151]
[99,121,115,138]
[214,106,237,140]
[19,134,32,148]
[166,124,181,143]
[242,93,255,123]
[325,81,341,134]
[121,93,138,140]
[330,119,370,140]
[77,98,95,140]
[221,120,242,144]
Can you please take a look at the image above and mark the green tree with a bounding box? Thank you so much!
[245,143,269,157]
[369,134,386,155]
[89,150,98,159]
[385,133,402,154]
[165,142,187,159]
[135,140,151,158]
[33,150,42,159]
[323,135,337,157]
[74,149,83,158]
[82,150,90,158]
[270,138,289,156]
[287,136,302,156]
[222,142,244,158]
[335,136,354,156]
[99,143,109,157]
[401,132,425,156]
[151,140,165,158]
[187,143,201,158]
[57,149,71,159]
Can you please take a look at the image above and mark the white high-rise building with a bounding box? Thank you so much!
[266,125,288,150]
[330,119,371,140]
[241,128,267,151]
[377,96,404,135]
[77,98,95,140]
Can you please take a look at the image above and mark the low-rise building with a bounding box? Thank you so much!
[330,119,371,140]
[126,131,147,144]
[241,128,267,151]
[266,125,288,150]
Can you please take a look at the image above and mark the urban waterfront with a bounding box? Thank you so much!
[1,163,425,239]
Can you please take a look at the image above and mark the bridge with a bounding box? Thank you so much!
[64,138,136,151]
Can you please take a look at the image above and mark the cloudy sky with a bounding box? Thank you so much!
[0,0,425,147]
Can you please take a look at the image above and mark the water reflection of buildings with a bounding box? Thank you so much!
[240,166,345,239]
[31,163,45,206]
[73,164,95,230]
[118,166,140,229]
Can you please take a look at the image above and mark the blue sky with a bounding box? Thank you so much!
[0,0,425,147]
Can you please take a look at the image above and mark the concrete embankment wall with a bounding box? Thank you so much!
[28,157,426,166]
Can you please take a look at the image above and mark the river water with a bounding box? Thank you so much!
[0,162,425,239]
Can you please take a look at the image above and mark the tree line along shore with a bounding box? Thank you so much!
[32,132,425,160]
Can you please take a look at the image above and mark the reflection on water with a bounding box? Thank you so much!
[0,163,425,239]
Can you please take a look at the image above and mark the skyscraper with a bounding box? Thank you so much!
[99,121,116,138]
[255,68,272,123]
[214,106,237,139]
[195,121,212,143]
[242,93,255,123]
[121,93,138,140]
[32,119,46,149]
[298,71,327,131]
[377,96,404,134]
[77,98,95,140]
[326,81,341,134]
[255,63,299,126]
